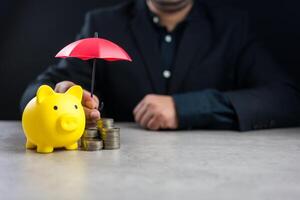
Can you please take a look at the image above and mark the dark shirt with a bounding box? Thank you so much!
[147,3,238,129]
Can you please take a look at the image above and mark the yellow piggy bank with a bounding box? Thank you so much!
[22,85,86,153]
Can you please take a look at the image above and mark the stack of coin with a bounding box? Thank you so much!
[97,118,121,150]
[79,128,103,151]
[101,128,120,150]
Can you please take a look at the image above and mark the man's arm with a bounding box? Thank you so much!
[173,90,238,130]
[20,12,102,124]
[20,58,93,110]
[134,14,300,131]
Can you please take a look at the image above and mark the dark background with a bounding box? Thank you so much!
[1,0,299,120]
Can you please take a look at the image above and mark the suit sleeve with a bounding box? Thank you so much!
[173,90,238,130]
[173,14,300,131]
[20,12,103,111]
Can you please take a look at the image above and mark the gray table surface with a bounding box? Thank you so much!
[0,121,300,200]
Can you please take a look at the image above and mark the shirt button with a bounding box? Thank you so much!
[163,70,171,79]
[153,16,159,24]
[165,35,172,43]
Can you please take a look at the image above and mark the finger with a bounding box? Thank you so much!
[160,120,168,129]
[84,90,100,106]
[82,90,100,109]
[147,115,161,131]
[55,81,75,93]
[140,110,154,128]
[93,94,99,106]
[133,100,144,115]
[155,114,167,129]
[83,107,100,123]
[82,90,93,104]
[134,103,148,123]
[84,91,100,109]
[86,122,98,129]
[54,83,63,92]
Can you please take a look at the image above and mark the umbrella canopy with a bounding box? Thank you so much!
[55,38,132,61]
[55,33,132,99]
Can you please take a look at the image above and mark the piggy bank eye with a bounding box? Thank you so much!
[53,106,58,110]
[74,105,78,109]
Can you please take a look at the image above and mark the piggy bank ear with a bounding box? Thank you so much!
[66,85,83,101]
[37,85,55,104]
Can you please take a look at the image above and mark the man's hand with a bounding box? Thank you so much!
[55,81,101,126]
[133,94,178,131]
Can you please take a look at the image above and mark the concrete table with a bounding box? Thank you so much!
[0,121,300,200]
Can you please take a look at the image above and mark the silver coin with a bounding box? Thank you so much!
[104,140,120,145]
[104,138,120,141]
[103,131,120,149]
[105,138,120,141]
[82,139,103,151]
[83,128,99,139]
[101,128,120,137]
[104,145,120,150]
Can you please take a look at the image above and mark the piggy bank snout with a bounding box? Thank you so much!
[58,114,80,132]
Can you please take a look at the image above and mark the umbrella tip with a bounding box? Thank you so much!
[94,32,99,38]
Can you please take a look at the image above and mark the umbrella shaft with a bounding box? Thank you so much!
[91,59,96,98]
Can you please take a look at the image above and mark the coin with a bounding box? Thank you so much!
[79,118,121,151]
[77,138,83,149]
[97,118,114,129]
[104,144,120,150]
[100,128,120,150]
[83,128,99,139]
[100,128,120,139]
[82,139,103,151]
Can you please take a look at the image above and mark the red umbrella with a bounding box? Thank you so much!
[55,32,132,98]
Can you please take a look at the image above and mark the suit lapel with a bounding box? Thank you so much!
[130,2,165,94]
[169,7,211,93]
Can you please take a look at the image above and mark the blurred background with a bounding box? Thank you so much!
[1,0,299,120]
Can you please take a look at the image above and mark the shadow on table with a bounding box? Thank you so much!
[122,123,241,134]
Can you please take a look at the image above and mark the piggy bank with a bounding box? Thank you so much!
[22,85,86,153]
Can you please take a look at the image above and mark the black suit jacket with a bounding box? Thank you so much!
[20,0,300,131]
